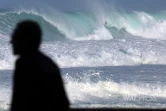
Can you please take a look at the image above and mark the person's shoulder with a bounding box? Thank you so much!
[15,57,25,65]
[38,51,54,64]
[15,57,30,70]
[38,51,60,71]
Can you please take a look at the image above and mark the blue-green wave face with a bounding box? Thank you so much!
[0,10,66,41]
[1,9,166,41]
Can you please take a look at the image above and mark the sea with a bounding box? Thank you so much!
[0,1,166,110]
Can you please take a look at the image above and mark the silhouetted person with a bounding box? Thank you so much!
[10,20,69,111]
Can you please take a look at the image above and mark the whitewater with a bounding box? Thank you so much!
[0,7,166,110]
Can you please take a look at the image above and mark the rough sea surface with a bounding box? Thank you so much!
[0,3,166,110]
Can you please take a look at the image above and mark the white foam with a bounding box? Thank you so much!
[41,39,166,68]
[65,75,166,104]
[74,26,113,40]
[0,88,11,111]
[126,12,166,39]
[0,39,166,69]
[0,44,15,70]
[106,11,166,40]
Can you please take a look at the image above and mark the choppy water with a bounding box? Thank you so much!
[0,2,166,110]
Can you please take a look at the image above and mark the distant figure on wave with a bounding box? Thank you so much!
[10,20,70,111]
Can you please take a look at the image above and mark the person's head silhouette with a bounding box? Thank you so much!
[11,20,42,55]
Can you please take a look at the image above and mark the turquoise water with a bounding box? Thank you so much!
[1,10,166,41]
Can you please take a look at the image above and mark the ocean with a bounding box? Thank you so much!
[0,3,166,110]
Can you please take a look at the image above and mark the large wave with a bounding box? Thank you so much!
[1,9,166,69]
[0,9,166,41]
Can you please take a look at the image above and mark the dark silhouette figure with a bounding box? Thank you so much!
[10,20,69,111]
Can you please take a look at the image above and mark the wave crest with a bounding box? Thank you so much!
[1,9,166,41]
